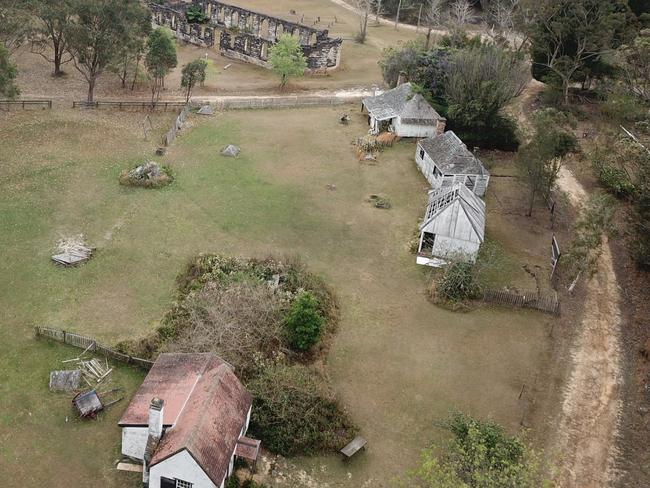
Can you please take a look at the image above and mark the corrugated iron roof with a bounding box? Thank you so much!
[419,131,489,177]
[362,83,443,122]
[149,356,252,487]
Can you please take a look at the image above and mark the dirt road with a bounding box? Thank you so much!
[515,81,625,488]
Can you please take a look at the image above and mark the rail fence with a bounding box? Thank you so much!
[35,326,153,370]
[162,104,191,146]
[206,94,365,110]
[72,100,187,110]
[0,99,52,110]
[483,289,560,315]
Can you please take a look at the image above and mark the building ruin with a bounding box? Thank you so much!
[149,1,343,72]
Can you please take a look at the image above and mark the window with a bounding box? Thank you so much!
[176,480,193,488]
[161,478,176,488]
[419,149,425,160]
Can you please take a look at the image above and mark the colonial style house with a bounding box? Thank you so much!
[415,131,490,197]
[119,353,260,488]
[416,183,486,267]
[362,82,446,138]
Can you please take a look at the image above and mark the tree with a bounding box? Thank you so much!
[0,45,19,99]
[424,0,447,50]
[145,28,178,104]
[66,0,150,102]
[355,0,372,43]
[268,34,307,89]
[285,291,324,351]
[617,30,650,103]
[401,412,549,487]
[110,6,151,90]
[524,0,629,105]
[518,109,577,216]
[29,0,74,77]
[181,58,208,103]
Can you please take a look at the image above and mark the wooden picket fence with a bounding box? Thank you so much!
[35,326,153,369]
[482,289,560,315]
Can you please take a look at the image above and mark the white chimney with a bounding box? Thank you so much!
[143,397,164,485]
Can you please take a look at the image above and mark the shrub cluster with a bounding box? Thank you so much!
[285,292,324,351]
[247,362,356,456]
[433,261,481,303]
[119,161,173,189]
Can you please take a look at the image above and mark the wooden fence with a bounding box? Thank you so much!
[483,289,560,315]
[72,100,187,110]
[208,94,365,110]
[35,326,153,369]
[162,104,191,146]
[0,99,52,110]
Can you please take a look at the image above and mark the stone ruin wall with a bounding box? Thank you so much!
[149,1,342,72]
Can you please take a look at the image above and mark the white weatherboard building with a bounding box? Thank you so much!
[119,353,260,488]
[415,131,490,197]
[416,183,486,267]
[362,82,446,138]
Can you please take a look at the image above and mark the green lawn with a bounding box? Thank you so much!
[0,106,557,487]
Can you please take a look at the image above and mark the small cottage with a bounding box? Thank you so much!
[362,82,446,138]
[417,183,486,267]
[415,131,490,197]
[119,353,259,488]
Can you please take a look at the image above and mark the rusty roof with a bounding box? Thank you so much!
[149,358,252,487]
[119,353,228,426]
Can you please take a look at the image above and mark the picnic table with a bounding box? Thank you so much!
[340,436,367,459]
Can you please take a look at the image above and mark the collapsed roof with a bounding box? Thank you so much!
[362,83,443,124]
[418,131,489,177]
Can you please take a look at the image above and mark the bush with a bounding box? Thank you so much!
[285,292,324,351]
[247,363,356,456]
[596,164,635,198]
[601,91,646,122]
[434,261,481,303]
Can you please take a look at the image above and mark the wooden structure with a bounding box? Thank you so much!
[49,370,81,392]
[73,390,103,418]
[362,83,445,138]
[340,436,367,459]
[415,131,490,197]
[51,244,92,267]
[0,99,52,110]
[417,183,486,267]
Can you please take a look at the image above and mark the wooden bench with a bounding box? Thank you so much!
[340,436,367,459]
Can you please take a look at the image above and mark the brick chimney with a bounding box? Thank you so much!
[436,118,446,135]
[143,397,164,485]
[396,71,407,86]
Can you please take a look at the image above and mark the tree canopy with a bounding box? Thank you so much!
[29,0,75,76]
[0,45,19,99]
[268,34,307,88]
[66,0,150,102]
[181,58,208,102]
[402,412,549,488]
[146,27,178,103]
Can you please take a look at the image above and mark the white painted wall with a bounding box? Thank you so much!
[122,427,150,460]
[149,449,220,488]
[419,201,481,263]
[393,117,437,138]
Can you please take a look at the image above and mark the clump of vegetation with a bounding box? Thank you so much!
[119,161,173,188]
[400,411,549,487]
[186,5,208,23]
[431,261,481,305]
[564,194,616,284]
[181,58,208,103]
[122,255,338,370]
[285,292,324,352]
[247,362,356,456]
[368,194,392,209]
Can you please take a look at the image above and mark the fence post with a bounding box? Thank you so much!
[62,330,67,344]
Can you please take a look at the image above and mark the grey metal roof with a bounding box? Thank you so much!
[419,131,489,177]
[362,83,442,122]
[420,183,486,241]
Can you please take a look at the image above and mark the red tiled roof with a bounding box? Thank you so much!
[119,353,221,426]
[149,358,252,487]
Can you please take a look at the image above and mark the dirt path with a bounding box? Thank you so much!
[515,80,625,487]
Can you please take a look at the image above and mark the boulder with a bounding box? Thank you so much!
[198,105,214,116]
[221,144,241,157]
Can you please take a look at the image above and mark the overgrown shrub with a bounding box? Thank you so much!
[434,261,481,303]
[186,5,208,23]
[285,292,324,352]
[452,114,520,151]
[601,90,647,122]
[595,163,635,198]
[247,363,356,456]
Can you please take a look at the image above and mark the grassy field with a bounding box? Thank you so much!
[0,105,559,487]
